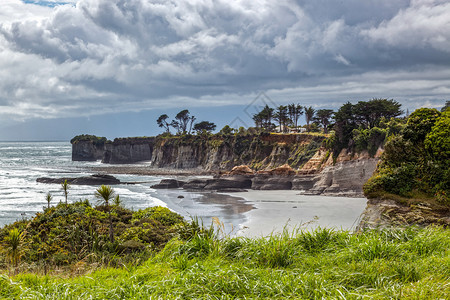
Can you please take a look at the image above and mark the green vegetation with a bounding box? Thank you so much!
[1,225,449,298]
[364,108,449,204]
[0,200,185,274]
[70,134,107,146]
[193,121,217,134]
[330,99,404,156]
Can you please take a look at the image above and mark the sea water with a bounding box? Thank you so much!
[0,141,244,228]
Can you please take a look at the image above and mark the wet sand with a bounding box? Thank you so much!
[146,188,254,235]
[220,190,368,237]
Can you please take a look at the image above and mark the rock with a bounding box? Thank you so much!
[151,179,186,189]
[270,164,297,176]
[252,175,293,190]
[182,178,210,190]
[292,175,318,191]
[204,176,253,190]
[307,158,379,196]
[298,148,330,175]
[228,165,255,175]
[71,140,105,161]
[37,174,121,185]
[257,164,297,176]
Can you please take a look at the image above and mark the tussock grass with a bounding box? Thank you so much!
[1,226,449,299]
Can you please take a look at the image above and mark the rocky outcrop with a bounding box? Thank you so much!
[152,149,378,194]
[103,138,154,164]
[252,175,293,190]
[72,140,105,161]
[227,165,255,176]
[357,199,450,230]
[292,175,318,190]
[305,155,379,197]
[182,178,210,190]
[204,176,253,190]
[37,174,121,185]
[151,179,186,189]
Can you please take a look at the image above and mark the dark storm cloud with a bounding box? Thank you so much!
[0,0,448,126]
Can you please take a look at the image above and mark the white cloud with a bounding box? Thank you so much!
[0,0,448,129]
[362,0,450,52]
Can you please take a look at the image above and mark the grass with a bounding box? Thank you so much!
[1,226,449,299]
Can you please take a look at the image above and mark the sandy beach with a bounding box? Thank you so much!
[86,165,369,237]
[219,190,368,237]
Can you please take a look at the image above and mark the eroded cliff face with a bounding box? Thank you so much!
[304,149,381,197]
[103,138,154,164]
[72,141,104,161]
[72,134,325,170]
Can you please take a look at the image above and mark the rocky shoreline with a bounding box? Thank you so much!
[357,199,450,230]
[148,157,378,197]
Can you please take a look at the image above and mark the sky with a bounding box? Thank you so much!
[0,0,449,141]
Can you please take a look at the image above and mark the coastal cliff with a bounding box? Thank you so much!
[72,133,383,196]
[72,133,325,171]
[305,149,381,197]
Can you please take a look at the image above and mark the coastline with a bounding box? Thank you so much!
[86,165,371,236]
[219,190,368,237]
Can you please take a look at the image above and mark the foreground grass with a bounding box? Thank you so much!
[1,226,449,299]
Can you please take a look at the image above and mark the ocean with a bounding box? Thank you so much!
[0,141,248,230]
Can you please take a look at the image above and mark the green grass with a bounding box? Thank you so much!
[1,226,449,299]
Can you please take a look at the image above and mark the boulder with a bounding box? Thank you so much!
[252,175,293,190]
[256,164,297,176]
[228,165,255,176]
[151,179,186,189]
[37,174,121,185]
[182,178,210,190]
[291,175,317,191]
[204,176,253,190]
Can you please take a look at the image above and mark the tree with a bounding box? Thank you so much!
[424,109,449,159]
[45,192,52,209]
[353,99,402,128]
[305,106,315,131]
[188,115,196,134]
[441,101,450,112]
[403,108,441,143]
[61,180,69,204]
[113,195,122,207]
[4,228,24,274]
[332,102,357,153]
[288,103,303,129]
[193,121,216,134]
[253,105,274,131]
[95,185,116,243]
[314,109,334,134]
[156,114,171,133]
[219,125,234,135]
[252,113,263,129]
[274,105,289,132]
[172,109,193,134]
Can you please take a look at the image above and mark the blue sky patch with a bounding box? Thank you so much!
[23,1,73,8]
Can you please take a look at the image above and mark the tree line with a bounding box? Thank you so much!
[252,104,333,133]
[157,109,216,135]
[252,99,402,135]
